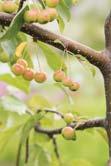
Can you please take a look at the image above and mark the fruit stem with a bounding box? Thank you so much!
[38,0,46,9]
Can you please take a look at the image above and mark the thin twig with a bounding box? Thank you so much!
[25,137,29,164]
[18,0,27,12]
[52,135,60,159]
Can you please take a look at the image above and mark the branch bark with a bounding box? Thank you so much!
[103,10,111,166]
[35,118,105,136]
[0,12,109,68]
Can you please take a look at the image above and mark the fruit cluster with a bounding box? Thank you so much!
[61,113,76,140]
[0,1,18,13]
[24,8,58,24]
[53,70,80,91]
[11,59,80,91]
[24,0,60,23]
[11,58,47,83]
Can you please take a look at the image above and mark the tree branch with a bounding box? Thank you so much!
[0,12,108,68]
[35,118,105,136]
[105,10,111,51]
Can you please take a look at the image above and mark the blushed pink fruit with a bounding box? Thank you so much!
[53,70,65,82]
[69,82,80,91]
[62,127,75,140]
[62,77,73,87]
[23,68,34,81]
[12,63,25,76]
[2,1,17,13]
[34,72,47,83]
[17,59,28,68]
[24,9,38,23]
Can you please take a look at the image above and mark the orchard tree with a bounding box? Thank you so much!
[0,0,110,166]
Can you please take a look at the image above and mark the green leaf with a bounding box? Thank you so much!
[57,15,65,32]
[0,95,28,115]
[57,0,71,21]
[0,124,22,153]
[0,5,28,41]
[70,159,94,166]
[76,55,96,77]
[96,128,108,143]
[27,94,53,111]
[1,38,19,57]
[0,5,28,59]
[0,74,30,93]
[26,144,51,166]
[38,41,67,72]
[17,112,45,166]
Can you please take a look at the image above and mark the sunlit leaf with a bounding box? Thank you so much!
[38,41,67,72]
[0,95,28,115]
[57,15,65,32]
[17,112,45,166]
[0,74,30,93]
[57,0,71,21]
[27,94,53,111]
[0,124,22,153]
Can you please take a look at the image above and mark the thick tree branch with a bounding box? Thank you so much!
[105,10,111,51]
[103,10,111,166]
[0,12,109,68]
[35,118,105,136]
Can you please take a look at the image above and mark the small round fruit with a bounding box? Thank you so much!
[23,68,34,81]
[38,10,50,24]
[12,63,25,76]
[69,82,80,91]
[45,0,60,8]
[62,77,73,87]
[62,127,75,140]
[0,52,9,63]
[24,9,38,23]
[17,59,28,68]
[64,113,74,124]
[53,70,65,82]
[2,1,17,13]
[34,72,47,83]
[46,8,58,21]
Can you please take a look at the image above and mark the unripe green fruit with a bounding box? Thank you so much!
[62,77,73,87]
[38,10,50,24]
[23,68,34,81]
[12,63,25,76]
[24,9,38,23]
[62,127,75,140]
[0,52,9,63]
[45,0,60,8]
[34,72,47,83]
[2,1,18,13]
[17,59,28,68]
[64,113,74,124]
[46,8,58,21]
[69,82,80,91]
[53,70,65,82]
